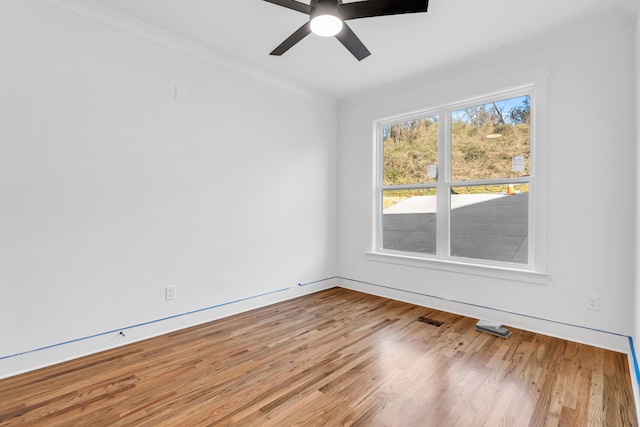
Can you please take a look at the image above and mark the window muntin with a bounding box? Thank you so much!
[377,91,533,269]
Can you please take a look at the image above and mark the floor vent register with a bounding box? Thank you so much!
[416,316,444,327]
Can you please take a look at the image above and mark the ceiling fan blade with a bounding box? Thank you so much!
[341,0,428,20]
[263,0,310,14]
[270,22,312,56]
[335,23,371,61]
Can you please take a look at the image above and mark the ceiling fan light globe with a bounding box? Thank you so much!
[310,15,343,37]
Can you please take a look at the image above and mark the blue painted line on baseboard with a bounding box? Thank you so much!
[0,287,291,361]
[629,337,640,390]
[298,276,338,287]
[337,276,629,338]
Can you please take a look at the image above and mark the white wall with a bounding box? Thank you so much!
[0,1,337,377]
[338,11,636,351]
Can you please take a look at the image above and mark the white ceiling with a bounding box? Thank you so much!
[86,0,637,99]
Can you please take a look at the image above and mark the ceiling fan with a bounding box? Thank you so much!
[263,0,429,61]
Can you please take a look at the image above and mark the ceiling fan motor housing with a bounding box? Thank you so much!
[310,0,343,21]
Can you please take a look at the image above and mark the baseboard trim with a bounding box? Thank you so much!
[337,276,630,351]
[0,278,336,380]
[629,336,640,421]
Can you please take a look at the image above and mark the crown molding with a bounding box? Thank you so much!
[38,0,337,108]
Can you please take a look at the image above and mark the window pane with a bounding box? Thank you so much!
[382,188,436,255]
[450,184,528,263]
[451,95,530,181]
[383,116,438,186]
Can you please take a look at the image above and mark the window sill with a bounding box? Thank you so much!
[365,251,549,285]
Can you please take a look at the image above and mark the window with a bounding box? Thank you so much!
[375,88,535,270]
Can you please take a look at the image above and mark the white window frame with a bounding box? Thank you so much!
[370,82,548,283]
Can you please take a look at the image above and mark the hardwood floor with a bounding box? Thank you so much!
[0,287,637,426]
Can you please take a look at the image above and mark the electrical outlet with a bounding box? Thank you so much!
[165,285,176,301]
[586,294,600,311]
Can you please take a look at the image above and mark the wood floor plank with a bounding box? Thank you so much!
[0,287,637,426]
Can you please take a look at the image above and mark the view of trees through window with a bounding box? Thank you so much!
[451,96,530,182]
[383,116,438,186]
[379,94,532,265]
